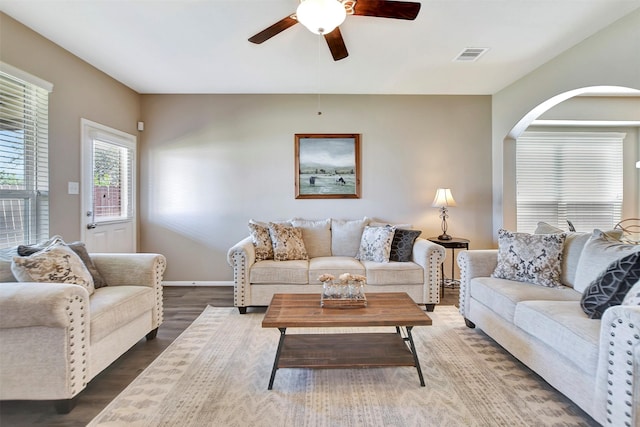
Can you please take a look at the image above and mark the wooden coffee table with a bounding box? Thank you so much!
[262,292,432,390]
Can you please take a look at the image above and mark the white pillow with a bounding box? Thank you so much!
[622,280,640,305]
[290,218,331,258]
[356,225,396,263]
[331,217,370,257]
[11,242,95,295]
[574,229,640,293]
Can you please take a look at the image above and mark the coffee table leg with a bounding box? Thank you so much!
[268,327,287,390]
[405,326,425,387]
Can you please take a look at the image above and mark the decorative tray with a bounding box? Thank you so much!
[320,293,367,309]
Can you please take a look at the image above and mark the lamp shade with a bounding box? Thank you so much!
[432,188,457,208]
[296,0,347,35]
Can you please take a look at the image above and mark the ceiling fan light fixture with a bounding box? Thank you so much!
[296,0,347,35]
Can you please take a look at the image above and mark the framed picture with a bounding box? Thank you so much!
[295,134,361,199]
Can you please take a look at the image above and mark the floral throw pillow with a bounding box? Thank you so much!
[11,242,95,294]
[268,223,308,261]
[356,225,396,263]
[248,220,274,261]
[491,229,566,288]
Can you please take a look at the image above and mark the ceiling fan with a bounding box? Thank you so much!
[248,0,421,61]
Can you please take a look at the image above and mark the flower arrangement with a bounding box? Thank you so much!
[318,272,367,305]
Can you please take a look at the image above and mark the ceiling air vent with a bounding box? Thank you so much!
[454,47,489,62]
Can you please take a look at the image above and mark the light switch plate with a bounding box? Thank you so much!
[68,181,79,195]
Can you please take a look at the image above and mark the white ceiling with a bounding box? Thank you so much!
[1,0,639,95]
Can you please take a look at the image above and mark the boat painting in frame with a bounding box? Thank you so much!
[295,134,361,199]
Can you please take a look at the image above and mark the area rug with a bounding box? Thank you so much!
[89,306,597,427]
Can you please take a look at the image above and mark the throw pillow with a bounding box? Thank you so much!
[356,225,396,263]
[331,217,370,257]
[67,242,109,289]
[574,230,640,293]
[248,220,275,261]
[268,223,309,261]
[622,280,640,305]
[290,218,331,258]
[491,229,566,288]
[390,229,422,262]
[580,251,640,319]
[18,238,108,289]
[534,222,564,234]
[11,242,95,294]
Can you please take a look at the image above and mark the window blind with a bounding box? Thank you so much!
[516,131,624,233]
[0,65,51,249]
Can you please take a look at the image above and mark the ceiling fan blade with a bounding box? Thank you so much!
[352,0,421,20]
[324,27,349,61]
[248,15,298,44]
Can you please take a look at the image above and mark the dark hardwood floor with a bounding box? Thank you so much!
[0,285,459,426]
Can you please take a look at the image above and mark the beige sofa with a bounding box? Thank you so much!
[458,227,640,426]
[0,245,166,413]
[227,218,445,313]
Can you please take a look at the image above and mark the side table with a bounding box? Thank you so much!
[427,237,470,295]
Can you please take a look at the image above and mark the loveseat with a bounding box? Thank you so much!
[227,218,445,313]
[0,238,166,413]
[458,225,640,426]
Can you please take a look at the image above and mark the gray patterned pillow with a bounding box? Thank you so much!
[356,225,396,263]
[580,251,640,319]
[390,229,422,262]
[268,223,308,261]
[492,229,566,288]
[11,242,95,294]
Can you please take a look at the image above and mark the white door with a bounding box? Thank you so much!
[81,119,136,253]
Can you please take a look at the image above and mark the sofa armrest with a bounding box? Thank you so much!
[227,237,256,308]
[596,305,640,426]
[91,253,166,329]
[456,249,498,318]
[0,282,90,399]
[411,238,446,305]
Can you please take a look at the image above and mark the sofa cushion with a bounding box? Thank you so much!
[268,223,308,261]
[290,218,331,258]
[362,260,423,285]
[470,276,580,322]
[331,217,369,257]
[574,229,640,293]
[514,300,600,375]
[308,257,365,285]
[11,243,95,295]
[90,285,155,343]
[389,229,422,262]
[250,260,309,284]
[580,251,640,319]
[492,229,566,288]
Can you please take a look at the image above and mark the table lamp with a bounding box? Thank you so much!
[432,188,456,240]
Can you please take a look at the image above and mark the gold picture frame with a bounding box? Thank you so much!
[295,134,361,199]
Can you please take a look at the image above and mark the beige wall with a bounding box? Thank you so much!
[0,13,141,242]
[140,94,493,281]
[492,9,640,234]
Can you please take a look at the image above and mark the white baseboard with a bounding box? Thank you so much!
[163,281,233,287]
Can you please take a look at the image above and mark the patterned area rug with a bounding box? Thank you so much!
[89,306,597,427]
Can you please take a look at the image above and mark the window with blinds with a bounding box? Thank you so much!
[516,131,624,233]
[0,64,52,249]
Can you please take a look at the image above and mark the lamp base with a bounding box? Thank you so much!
[437,233,452,241]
